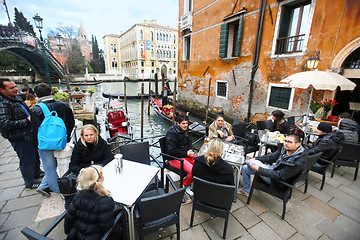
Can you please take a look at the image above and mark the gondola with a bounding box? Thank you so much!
[103,93,132,141]
[60,81,103,86]
[150,97,206,136]
[102,92,153,100]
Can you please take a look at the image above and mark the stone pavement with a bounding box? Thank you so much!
[0,134,359,239]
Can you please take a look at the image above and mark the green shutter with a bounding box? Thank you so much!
[219,24,229,58]
[235,16,244,57]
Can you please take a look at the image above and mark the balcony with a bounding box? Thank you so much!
[180,12,193,32]
[275,34,305,55]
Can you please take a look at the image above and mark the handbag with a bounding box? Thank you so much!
[58,172,78,196]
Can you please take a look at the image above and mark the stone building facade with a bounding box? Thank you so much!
[177,0,360,122]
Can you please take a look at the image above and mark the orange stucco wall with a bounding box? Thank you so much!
[178,0,360,121]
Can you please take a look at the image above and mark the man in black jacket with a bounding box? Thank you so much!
[239,133,306,196]
[32,83,75,197]
[165,114,195,196]
[0,78,41,190]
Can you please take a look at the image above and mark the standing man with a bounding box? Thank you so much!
[239,133,306,196]
[0,78,41,190]
[165,114,196,196]
[32,83,75,197]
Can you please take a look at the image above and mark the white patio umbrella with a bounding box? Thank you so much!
[280,69,356,122]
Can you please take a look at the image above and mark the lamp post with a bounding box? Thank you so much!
[33,13,51,87]
[305,51,321,70]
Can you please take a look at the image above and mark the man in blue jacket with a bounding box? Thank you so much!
[239,133,306,196]
[0,78,41,190]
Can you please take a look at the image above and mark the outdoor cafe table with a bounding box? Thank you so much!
[198,142,245,202]
[103,159,160,240]
[257,130,285,156]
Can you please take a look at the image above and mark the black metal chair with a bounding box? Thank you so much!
[331,142,360,181]
[232,123,259,158]
[159,137,187,188]
[256,120,270,131]
[21,210,126,240]
[190,176,235,239]
[138,174,185,240]
[247,152,320,219]
[309,148,342,190]
[119,141,164,189]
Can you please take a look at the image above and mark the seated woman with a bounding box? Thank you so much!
[267,110,290,134]
[192,138,234,185]
[64,165,117,239]
[25,93,37,109]
[208,114,235,142]
[69,124,114,175]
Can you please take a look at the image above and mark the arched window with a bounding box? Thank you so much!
[156,50,159,59]
[140,30,143,40]
[157,33,159,41]
[151,31,154,41]
[111,58,117,69]
[151,49,154,58]
[166,34,169,42]
[173,51,176,59]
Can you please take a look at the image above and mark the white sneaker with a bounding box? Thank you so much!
[185,187,194,197]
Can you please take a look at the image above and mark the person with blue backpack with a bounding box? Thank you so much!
[32,83,75,197]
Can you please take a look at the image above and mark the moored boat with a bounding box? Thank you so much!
[60,81,103,86]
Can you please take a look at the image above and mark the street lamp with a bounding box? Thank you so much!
[33,13,51,87]
[305,51,321,70]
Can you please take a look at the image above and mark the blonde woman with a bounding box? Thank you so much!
[192,138,234,185]
[64,165,116,239]
[69,124,113,175]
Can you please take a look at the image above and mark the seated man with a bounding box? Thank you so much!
[208,114,234,142]
[165,114,196,196]
[239,133,306,196]
[335,112,359,143]
[308,122,344,162]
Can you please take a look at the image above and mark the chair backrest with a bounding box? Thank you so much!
[159,137,171,161]
[119,141,150,165]
[256,120,270,131]
[287,116,295,126]
[139,187,185,224]
[193,176,235,211]
[304,152,323,172]
[232,123,247,137]
[337,142,360,161]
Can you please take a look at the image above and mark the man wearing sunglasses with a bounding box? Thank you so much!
[239,133,306,196]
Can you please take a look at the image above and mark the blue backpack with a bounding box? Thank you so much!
[37,103,67,150]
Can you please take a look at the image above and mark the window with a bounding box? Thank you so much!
[216,81,227,98]
[274,0,312,55]
[151,69,154,73]
[173,51,176,59]
[141,61,144,67]
[184,35,191,60]
[157,33,159,41]
[151,49,154,58]
[110,44,117,55]
[173,70,176,74]
[267,84,294,110]
[184,0,192,13]
[174,63,176,68]
[141,69,144,73]
[151,31,154,41]
[151,61,154,67]
[140,30,143,40]
[174,34,176,44]
[219,16,243,58]
[111,58,118,69]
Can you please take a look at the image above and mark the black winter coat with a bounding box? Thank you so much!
[267,120,290,134]
[192,156,234,185]
[64,190,115,240]
[165,123,193,158]
[0,93,31,141]
[256,145,307,185]
[31,97,75,145]
[338,118,358,144]
[69,137,114,175]
[308,131,344,160]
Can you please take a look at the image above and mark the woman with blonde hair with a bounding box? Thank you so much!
[64,165,116,239]
[69,124,113,175]
[192,138,234,185]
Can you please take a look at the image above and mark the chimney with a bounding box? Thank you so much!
[144,20,148,25]
[151,20,157,25]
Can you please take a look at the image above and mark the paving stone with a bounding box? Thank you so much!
[0,185,24,202]
[333,214,360,236]
[338,184,360,200]
[0,232,6,240]
[342,172,358,182]
[180,224,210,240]
[323,184,360,210]
[259,211,297,239]
[247,221,282,240]
[288,232,307,240]
[230,198,244,212]
[202,213,246,240]
[179,202,210,231]
[317,235,332,240]
[0,212,9,229]
[306,184,333,203]
[303,196,340,220]
[328,197,360,223]
[252,191,285,217]
[3,227,25,240]
[234,232,255,240]
[0,200,5,209]
[0,177,24,190]
[232,206,261,230]
[316,218,357,240]
[349,181,360,192]
[0,206,39,231]
[245,196,268,216]
[291,187,311,201]
[285,210,323,239]
[290,203,324,226]
[0,170,22,181]
[0,162,18,173]
[2,195,43,212]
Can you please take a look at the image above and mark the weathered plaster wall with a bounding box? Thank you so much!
[178,0,360,121]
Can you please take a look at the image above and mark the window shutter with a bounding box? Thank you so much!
[235,16,244,57]
[219,24,229,58]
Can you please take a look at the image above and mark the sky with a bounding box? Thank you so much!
[1,0,179,49]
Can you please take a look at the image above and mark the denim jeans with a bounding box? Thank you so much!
[38,149,60,193]
[241,160,271,193]
[11,140,38,187]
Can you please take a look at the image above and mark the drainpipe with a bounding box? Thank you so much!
[247,0,266,122]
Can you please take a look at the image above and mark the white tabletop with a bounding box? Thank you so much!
[103,159,159,207]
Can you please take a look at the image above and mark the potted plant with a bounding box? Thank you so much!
[86,87,95,96]
[310,100,321,115]
[53,92,69,102]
